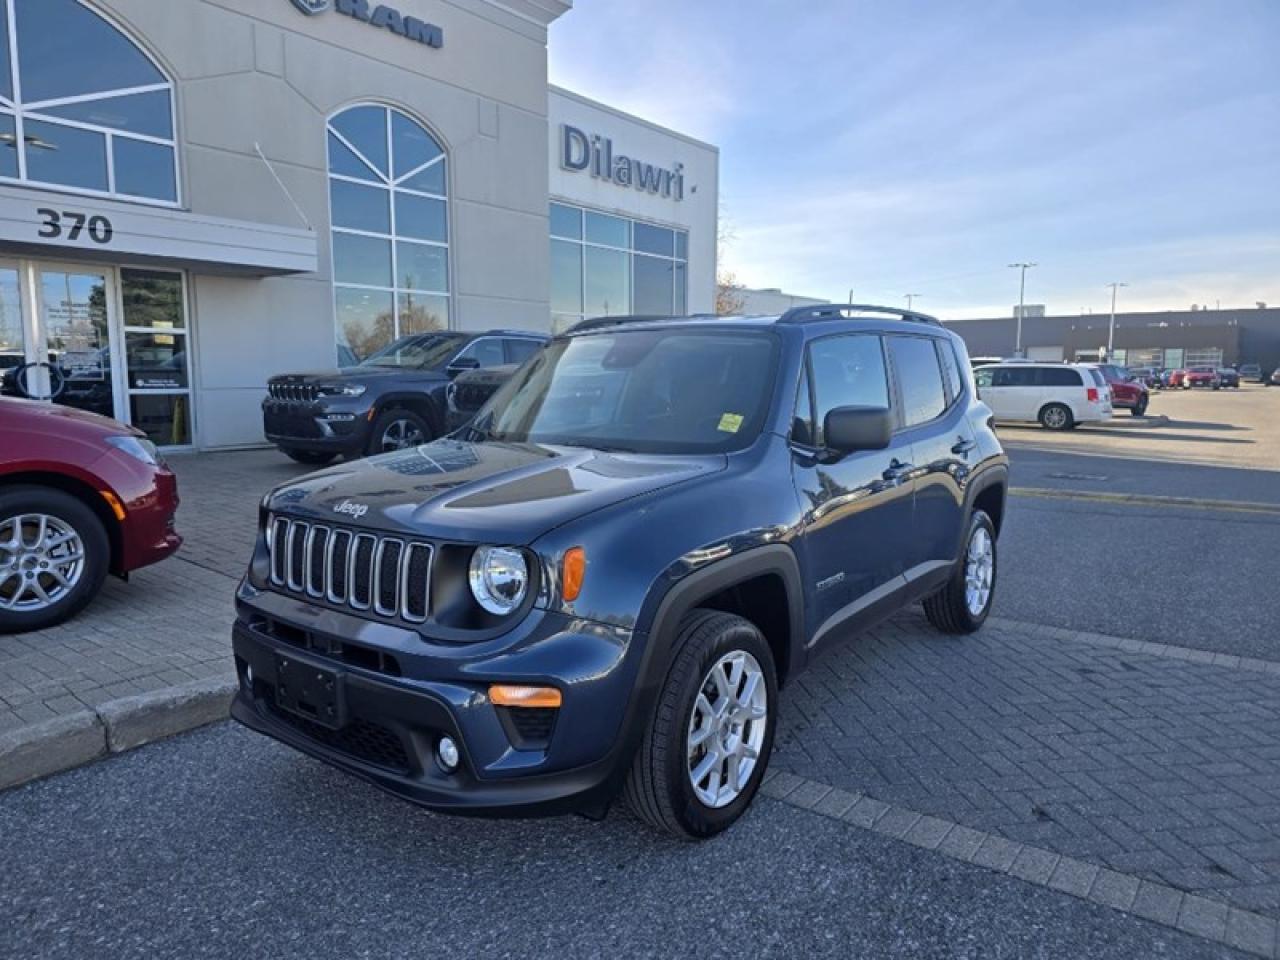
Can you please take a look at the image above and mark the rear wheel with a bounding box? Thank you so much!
[367,409,432,456]
[1039,403,1073,431]
[623,610,777,840]
[0,487,110,634]
[282,449,336,466]
[923,510,997,635]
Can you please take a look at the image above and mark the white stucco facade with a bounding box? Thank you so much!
[0,0,719,450]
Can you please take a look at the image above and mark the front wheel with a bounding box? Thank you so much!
[1039,403,1073,431]
[1131,397,1148,417]
[0,487,110,634]
[366,409,433,456]
[623,610,778,840]
[923,510,997,635]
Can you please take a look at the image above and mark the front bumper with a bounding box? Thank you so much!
[230,591,642,817]
[262,399,371,454]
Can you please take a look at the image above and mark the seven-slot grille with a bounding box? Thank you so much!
[268,381,320,402]
[267,515,432,623]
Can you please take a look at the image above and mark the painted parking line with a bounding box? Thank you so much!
[761,771,1280,959]
[1010,486,1280,517]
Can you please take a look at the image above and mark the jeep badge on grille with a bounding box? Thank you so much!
[333,501,370,520]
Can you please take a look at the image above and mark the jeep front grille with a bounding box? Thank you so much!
[268,382,319,402]
[267,515,431,623]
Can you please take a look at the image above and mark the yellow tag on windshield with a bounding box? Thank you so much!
[718,413,744,434]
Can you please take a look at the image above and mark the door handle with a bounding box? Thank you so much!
[951,437,978,456]
[882,459,914,483]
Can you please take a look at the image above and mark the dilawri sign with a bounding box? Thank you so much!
[289,0,443,49]
[561,126,685,202]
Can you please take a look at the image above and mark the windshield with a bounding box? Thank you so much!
[358,333,466,369]
[467,328,779,454]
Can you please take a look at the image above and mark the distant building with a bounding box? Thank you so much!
[727,287,827,315]
[1013,304,1046,319]
[942,307,1280,370]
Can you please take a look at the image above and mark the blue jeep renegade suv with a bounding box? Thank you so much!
[231,305,1008,838]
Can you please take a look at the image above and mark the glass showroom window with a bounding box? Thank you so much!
[550,202,688,333]
[0,0,179,204]
[328,104,449,363]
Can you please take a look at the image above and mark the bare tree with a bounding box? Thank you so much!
[715,201,746,315]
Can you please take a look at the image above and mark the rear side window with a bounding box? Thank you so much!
[1042,367,1083,387]
[808,334,889,446]
[888,336,947,427]
[1087,368,1106,387]
[936,339,964,402]
[505,338,541,364]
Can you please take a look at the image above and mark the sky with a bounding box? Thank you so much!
[548,0,1280,320]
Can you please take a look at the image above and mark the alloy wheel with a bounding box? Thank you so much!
[378,419,426,452]
[686,650,769,808]
[0,514,86,612]
[964,526,994,616]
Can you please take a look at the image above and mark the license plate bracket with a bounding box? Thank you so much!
[275,655,346,730]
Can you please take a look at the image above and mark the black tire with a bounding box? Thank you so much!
[923,510,997,635]
[623,610,778,840]
[366,408,433,457]
[282,449,336,466]
[0,486,110,634]
[1039,403,1073,431]
[1131,397,1148,417]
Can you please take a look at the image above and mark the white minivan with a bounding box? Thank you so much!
[974,362,1112,430]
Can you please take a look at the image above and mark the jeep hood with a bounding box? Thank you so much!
[265,439,726,543]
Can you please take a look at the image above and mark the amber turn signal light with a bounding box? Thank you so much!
[562,547,586,602]
[489,685,562,709]
[99,490,126,521]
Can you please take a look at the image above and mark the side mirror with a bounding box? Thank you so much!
[824,406,892,455]
[447,356,480,377]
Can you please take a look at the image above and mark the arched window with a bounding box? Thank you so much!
[327,104,449,363]
[0,0,178,204]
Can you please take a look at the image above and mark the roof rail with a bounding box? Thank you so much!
[777,303,941,327]
[565,314,718,335]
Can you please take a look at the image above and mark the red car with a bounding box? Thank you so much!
[1183,366,1221,389]
[1095,364,1150,416]
[0,398,181,633]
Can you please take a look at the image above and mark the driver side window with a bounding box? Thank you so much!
[452,338,505,368]
[807,335,889,447]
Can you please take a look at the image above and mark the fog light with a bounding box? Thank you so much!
[437,736,460,773]
[242,663,254,692]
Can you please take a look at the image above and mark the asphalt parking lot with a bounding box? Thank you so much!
[2,384,1279,959]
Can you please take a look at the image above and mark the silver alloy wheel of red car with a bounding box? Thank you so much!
[0,513,87,612]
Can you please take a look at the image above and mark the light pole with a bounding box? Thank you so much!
[1106,282,1128,359]
[1008,262,1036,357]
[904,293,922,310]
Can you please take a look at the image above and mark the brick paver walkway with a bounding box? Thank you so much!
[3,448,1280,932]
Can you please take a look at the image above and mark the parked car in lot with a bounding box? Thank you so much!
[1095,364,1151,416]
[1184,366,1221,389]
[445,364,520,432]
[1127,367,1162,389]
[1238,363,1263,383]
[1269,368,1280,386]
[1163,369,1186,388]
[1216,368,1241,389]
[232,305,1009,838]
[974,362,1112,430]
[0,398,181,633]
[263,331,547,464]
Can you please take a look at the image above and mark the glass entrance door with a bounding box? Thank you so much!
[36,268,118,420]
[0,266,27,392]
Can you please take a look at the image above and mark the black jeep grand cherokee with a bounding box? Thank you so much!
[263,330,545,464]
[233,306,1008,838]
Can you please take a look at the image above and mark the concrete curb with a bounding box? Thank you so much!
[0,676,236,793]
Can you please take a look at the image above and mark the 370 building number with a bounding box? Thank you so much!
[36,208,114,245]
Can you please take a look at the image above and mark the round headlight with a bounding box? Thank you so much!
[468,546,529,615]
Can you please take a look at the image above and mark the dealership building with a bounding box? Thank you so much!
[943,306,1280,372]
[0,0,718,449]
